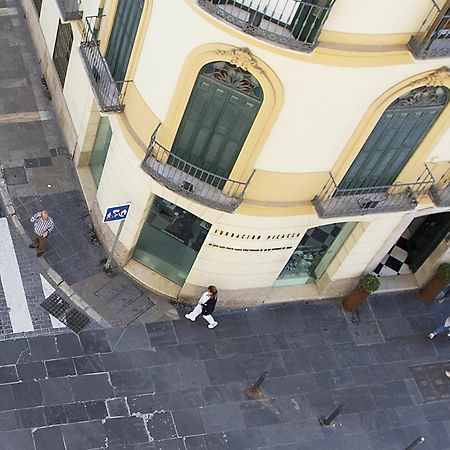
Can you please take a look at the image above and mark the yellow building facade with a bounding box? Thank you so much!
[22,0,450,305]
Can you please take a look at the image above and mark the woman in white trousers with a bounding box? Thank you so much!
[185,285,218,329]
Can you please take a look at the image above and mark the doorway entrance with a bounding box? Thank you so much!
[374,212,450,276]
[170,61,263,182]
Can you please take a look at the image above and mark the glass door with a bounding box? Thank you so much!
[133,197,211,285]
[89,117,112,187]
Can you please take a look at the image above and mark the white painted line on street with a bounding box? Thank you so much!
[0,217,33,332]
[0,110,52,124]
[40,274,66,329]
[0,78,27,88]
[0,7,19,16]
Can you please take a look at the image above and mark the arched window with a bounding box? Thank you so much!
[170,61,263,181]
[339,86,449,190]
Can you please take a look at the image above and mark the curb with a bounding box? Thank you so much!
[0,170,110,329]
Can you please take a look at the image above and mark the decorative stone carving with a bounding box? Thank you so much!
[390,86,448,108]
[408,66,450,88]
[202,61,263,99]
[216,47,265,75]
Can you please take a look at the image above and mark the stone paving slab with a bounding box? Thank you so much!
[0,294,447,449]
[0,0,448,448]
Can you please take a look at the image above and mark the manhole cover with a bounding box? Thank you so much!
[3,167,28,185]
[41,292,91,333]
[410,362,450,402]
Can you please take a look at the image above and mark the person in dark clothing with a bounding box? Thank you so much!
[185,285,218,329]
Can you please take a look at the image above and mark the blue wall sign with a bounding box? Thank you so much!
[103,204,130,223]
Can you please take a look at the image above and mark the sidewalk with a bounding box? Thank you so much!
[0,3,450,448]
[0,0,179,332]
[0,288,449,449]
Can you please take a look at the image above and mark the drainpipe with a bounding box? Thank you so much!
[94,0,106,39]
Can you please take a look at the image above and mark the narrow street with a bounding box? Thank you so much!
[0,0,449,449]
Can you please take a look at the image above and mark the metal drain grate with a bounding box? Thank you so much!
[3,167,28,185]
[41,292,91,333]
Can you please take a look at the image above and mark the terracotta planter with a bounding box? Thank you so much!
[342,286,370,312]
[418,275,447,304]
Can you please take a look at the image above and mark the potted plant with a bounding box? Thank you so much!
[342,274,380,312]
[418,262,450,303]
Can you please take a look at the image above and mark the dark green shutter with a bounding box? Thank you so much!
[339,107,443,190]
[105,0,144,82]
[291,0,332,44]
[171,75,261,180]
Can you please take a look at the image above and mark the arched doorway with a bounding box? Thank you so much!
[339,86,449,190]
[170,61,263,181]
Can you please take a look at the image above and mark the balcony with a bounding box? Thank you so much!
[197,0,335,52]
[79,16,128,113]
[56,0,82,21]
[428,162,450,207]
[408,0,450,59]
[141,127,253,213]
[312,171,435,218]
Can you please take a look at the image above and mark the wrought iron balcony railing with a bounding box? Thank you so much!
[428,162,450,207]
[408,0,450,58]
[80,16,129,113]
[56,0,83,21]
[313,170,435,218]
[197,0,335,52]
[141,126,254,212]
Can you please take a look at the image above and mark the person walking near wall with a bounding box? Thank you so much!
[428,316,450,339]
[29,210,55,257]
[185,285,219,329]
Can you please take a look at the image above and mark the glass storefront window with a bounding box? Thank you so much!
[133,197,211,285]
[274,222,356,286]
[89,117,112,187]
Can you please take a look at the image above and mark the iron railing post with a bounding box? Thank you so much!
[313,171,435,218]
[141,126,252,212]
[80,15,127,112]
[197,0,335,52]
[408,0,450,58]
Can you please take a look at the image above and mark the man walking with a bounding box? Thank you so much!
[185,285,219,329]
[29,210,54,257]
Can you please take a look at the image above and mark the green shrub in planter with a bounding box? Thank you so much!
[437,263,450,285]
[358,274,380,293]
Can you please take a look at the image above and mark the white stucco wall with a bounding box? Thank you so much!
[40,0,60,54]
[133,1,450,175]
[325,0,431,35]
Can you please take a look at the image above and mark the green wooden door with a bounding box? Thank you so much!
[105,0,144,82]
[171,63,262,181]
[339,86,448,190]
[408,212,450,272]
[291,0,333,44]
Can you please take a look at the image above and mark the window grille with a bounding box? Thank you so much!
[53,20,73,87]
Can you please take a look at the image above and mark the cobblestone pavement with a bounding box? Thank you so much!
[0,293,447,449]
